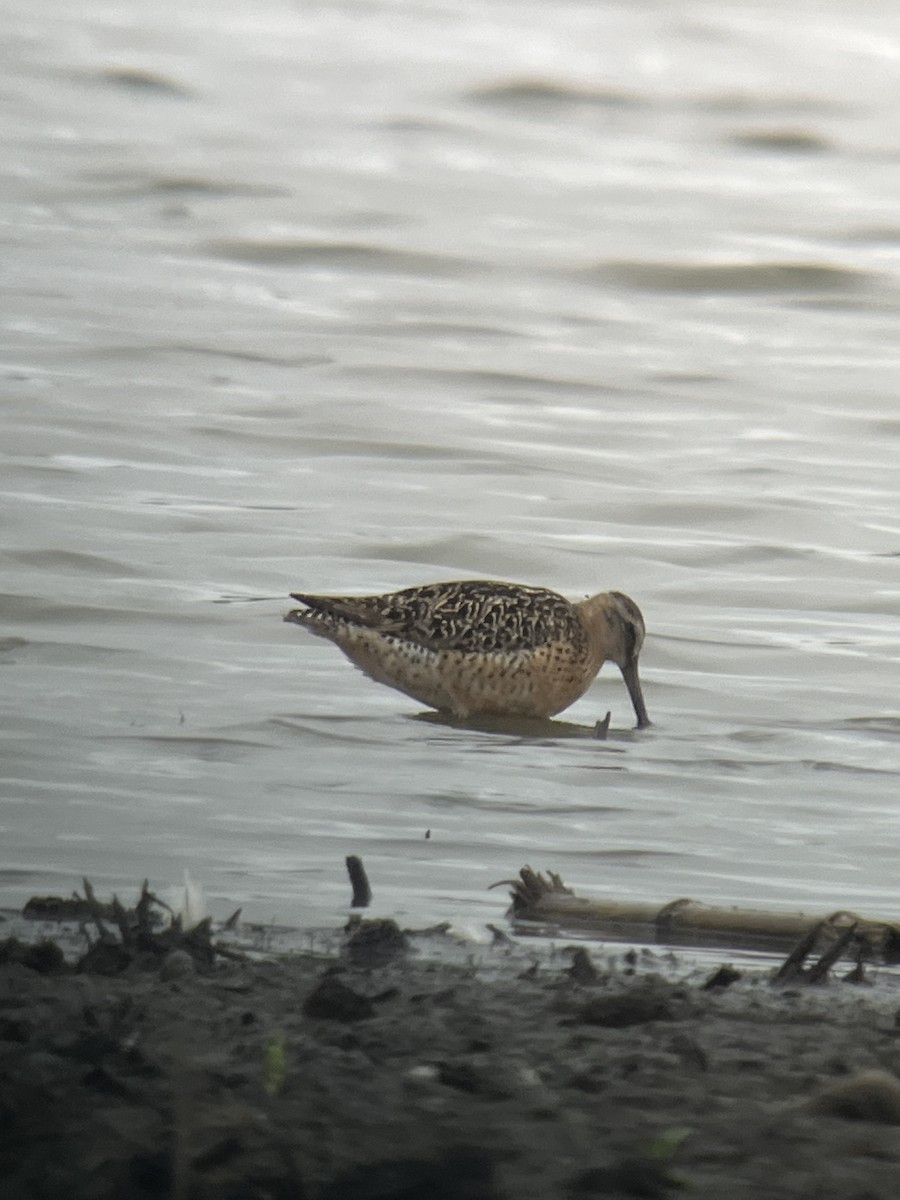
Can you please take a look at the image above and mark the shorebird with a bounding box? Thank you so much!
[283,579,650,727]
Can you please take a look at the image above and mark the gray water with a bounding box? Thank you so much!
[3,0,899,930]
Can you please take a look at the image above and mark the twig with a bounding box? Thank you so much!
[346,856,372,908]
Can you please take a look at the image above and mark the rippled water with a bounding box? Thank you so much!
[3,0,900,929]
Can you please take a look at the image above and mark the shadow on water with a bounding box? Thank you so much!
[408,709,643,742]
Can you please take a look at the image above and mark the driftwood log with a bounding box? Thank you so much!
[499,866,900,964]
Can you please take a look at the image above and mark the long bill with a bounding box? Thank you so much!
[620,658,651,729]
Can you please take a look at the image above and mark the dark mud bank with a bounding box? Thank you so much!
[5,918,900,1200]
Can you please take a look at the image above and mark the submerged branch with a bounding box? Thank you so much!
[503,866,900,964]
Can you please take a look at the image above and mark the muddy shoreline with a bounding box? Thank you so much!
[5,900,900,1200]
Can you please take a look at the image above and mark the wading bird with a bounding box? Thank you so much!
[284,579,650,728]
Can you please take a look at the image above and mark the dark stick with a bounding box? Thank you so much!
[773,921,821,982]
[808,923,858,984]
[346,855,372,908]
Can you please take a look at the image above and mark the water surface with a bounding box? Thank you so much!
[3,0,899,928]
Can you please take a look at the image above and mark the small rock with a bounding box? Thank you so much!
[24,940,68,974]
[438,1058,508,1098]
[810,1069,900,1124]
[303,973,374,1022]
[568,947,599,984]
[0,937,67,974]
[345,918,408,968]
[579,982,677,1028]
[437,1055,549,1103]
[701,965,741,990]
[567,1070,606,1094]
[405,1063,441,1087]
[160,949,196,981]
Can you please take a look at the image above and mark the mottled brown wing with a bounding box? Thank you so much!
[291,581,584,655]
